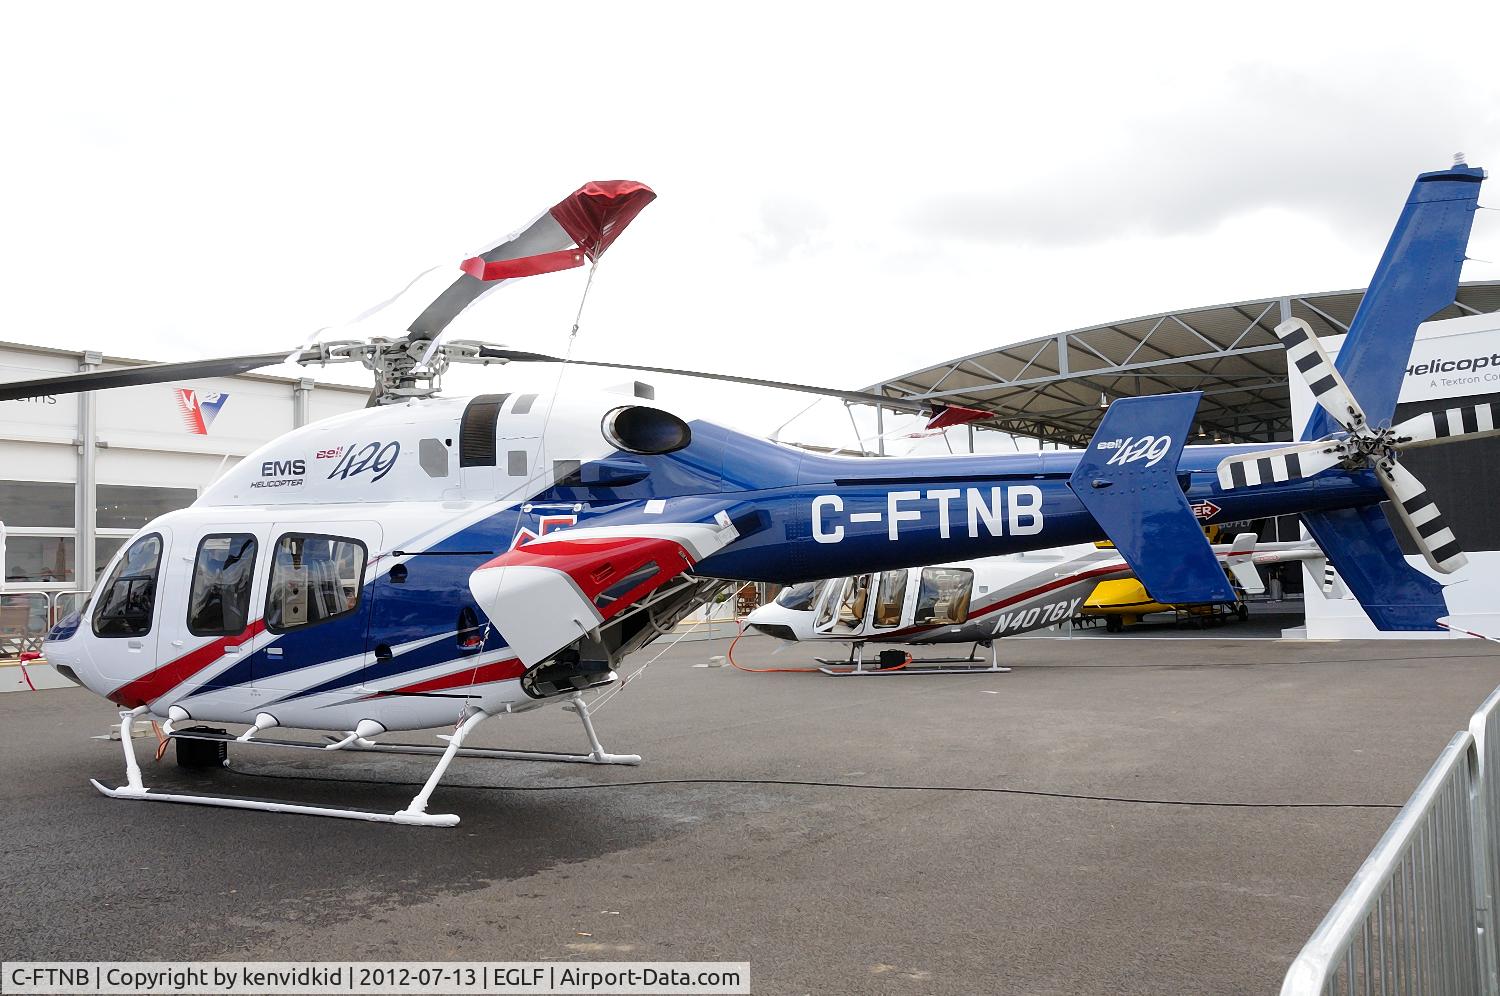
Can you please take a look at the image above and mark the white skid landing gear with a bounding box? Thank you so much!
[91,707,496,827]
[333,691,641,765]
[816,640,1012,675]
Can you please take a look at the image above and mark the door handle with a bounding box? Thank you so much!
[127,640,143,650]
[171,640,185,648]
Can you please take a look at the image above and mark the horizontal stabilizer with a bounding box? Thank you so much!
[1068,393,1235,604]
[1224,532,1265,595]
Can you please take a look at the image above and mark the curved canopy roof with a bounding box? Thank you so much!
[866,281,1500,446]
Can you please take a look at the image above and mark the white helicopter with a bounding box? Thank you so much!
[743,534,1325,674]
[12,163,1498,827]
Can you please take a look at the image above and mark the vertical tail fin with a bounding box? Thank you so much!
[1301,163,1483,440]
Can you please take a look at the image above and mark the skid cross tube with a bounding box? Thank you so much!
[92,710,501,827]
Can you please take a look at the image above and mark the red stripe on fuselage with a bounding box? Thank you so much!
[378,657,525,696]
[879,562,1131,641]
[880,548,1245,641]
[107,620,267,708]
[476,535,692,606]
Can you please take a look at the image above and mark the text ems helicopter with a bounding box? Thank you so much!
[9,163,1497,827]
[744,535,1324,673]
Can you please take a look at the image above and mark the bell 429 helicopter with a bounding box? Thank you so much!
[7,162,1497,827]
[744,535,1325,674]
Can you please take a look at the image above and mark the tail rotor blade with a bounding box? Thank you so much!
[1276,318,1368,433]
[1215,439,1344,491]
[1375,459,1468,574]
[1394,400,1500,449]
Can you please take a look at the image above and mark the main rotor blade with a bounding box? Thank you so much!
[478,347,936,417]
[1375,458,1468,574]
[0,350,305,402]
[1215,439,1345,490]
[1276,318,1369,434]
[1393,400,1500,449]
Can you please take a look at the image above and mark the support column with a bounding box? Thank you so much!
[293,377,314,428]
[76,350,102,587]
[875,394,886,457]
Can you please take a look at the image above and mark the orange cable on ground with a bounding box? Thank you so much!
[152,720,170,762]
[728,621,821,672]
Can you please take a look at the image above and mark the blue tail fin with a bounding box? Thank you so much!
[1301,163,1483,440]
[1297,161,1484,631]
[1302,505,1448,631]
[1069,392,1236,604]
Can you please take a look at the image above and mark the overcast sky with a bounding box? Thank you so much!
[4,1,1499,450]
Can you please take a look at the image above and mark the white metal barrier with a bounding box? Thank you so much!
[0,588,89,659]
[1281,685,1500,994]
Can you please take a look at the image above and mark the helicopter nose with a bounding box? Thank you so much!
[746,621,799,642]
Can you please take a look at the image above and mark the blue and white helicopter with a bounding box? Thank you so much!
[9,163,1496,826]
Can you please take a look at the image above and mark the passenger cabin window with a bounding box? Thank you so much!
[92,534,163,637]
[774,582,821,612]
[187,534,258,636]
[266,534,367,632]
[834,574,872,632]
[872,570,908,628]
[913,567,974,626]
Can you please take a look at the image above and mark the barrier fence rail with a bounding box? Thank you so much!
[0,588,87,659]
[1282,684,1500,995]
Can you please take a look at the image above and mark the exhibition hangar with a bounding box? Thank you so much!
[867,279,1500,637]
[2,278,1499,650]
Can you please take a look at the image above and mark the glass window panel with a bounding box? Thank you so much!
[814,581,839,628]
[188,534,258,636]
[53,590,90,621]
[834,574,872,632]
[92,534,162,637]
[913,568,975,626]
[266,534,366,632]
[95,537,127,580]
[4,536,75,584]
[872,570,908,628]
[96,484,197,530]
[0,481,76,528]
[774,582,821,611]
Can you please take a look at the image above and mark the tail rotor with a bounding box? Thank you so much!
[1216,316,1492,575]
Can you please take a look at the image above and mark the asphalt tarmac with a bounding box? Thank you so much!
[4,631,1500,995]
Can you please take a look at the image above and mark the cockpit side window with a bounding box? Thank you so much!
[814,581,839,628]
[92,533,163,638]
[265,534,367,633]
[187,534,258,636]
[774,582,821,611]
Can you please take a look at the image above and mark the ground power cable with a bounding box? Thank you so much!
[232,768,1400,810]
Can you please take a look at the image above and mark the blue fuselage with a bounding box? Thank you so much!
[531,422,1379,585]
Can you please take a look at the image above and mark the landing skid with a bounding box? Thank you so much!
[815,640,1012,676]
[90,693,639,827]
